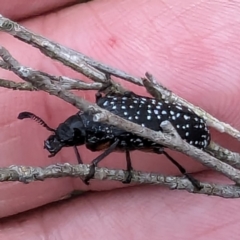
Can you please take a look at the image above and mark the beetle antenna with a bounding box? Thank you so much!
[18,112,56,132]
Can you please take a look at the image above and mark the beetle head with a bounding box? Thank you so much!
[18,112,86,157]
[44,134,65,157]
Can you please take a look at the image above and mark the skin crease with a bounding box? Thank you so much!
[1,0,240,239]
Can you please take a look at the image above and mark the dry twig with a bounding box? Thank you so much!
[0,164,239,198]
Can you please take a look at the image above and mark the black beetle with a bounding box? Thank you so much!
[18,91,210,188]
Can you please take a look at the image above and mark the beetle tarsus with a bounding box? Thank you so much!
[84,164,96,185]
[122,150,133,184]
[161,151,202,190]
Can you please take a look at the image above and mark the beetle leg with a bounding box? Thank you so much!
[73,146,92,185]
[84,139,120,185]
[73,146,83,164]
[95,92,103,102]
[122,150,133,184]
[154,148,202,190]
[95,75,112,102]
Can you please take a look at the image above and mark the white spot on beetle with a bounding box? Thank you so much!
[184,115,190,120]
[147,115,151,120]
[103,101,108,106]
[176,106,182,110]
[162,110,167,115]
[154,110,159,115]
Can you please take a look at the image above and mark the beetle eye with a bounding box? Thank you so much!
[44,135,64,156]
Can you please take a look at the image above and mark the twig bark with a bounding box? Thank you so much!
[206,142,240,169]
[0,78,37,91]
[0,164,239,198]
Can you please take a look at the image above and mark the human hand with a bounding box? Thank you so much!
[0,1,240,239]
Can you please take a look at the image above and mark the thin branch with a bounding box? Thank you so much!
[0,78,37,91]
[0,163,239,198]
[0,59,10,70]
[27,70,103,91]
[51,76,102,90]
[0,66,102,92]
[0,76,102,91]
[206,142,240,169]
[1,46,240,187]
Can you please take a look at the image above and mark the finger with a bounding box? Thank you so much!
[0,171,238,239]
[0,0,239,217]
[0,0,88,20]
